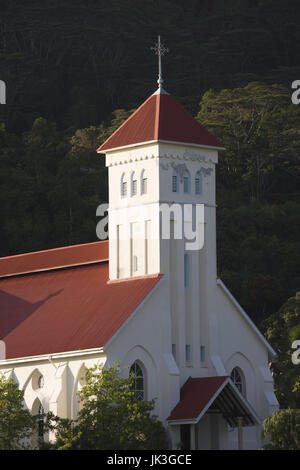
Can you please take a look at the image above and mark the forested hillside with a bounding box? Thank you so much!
[0,0,299,339]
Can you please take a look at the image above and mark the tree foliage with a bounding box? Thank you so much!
[196,82,300,324]
[0,375,35,450]
[262,409,300,450]
[49,364,168,450]
[263,292,300,409]
[1,0,300,133]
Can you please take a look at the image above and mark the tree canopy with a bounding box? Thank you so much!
[262,409,300,450]
[0,375,35,450]
[263,292,300,409]
[48,364,168,450]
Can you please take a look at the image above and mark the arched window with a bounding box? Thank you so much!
[195,170,202,195]
[230,367,245,396]
[121,173,127,198]
[37,375,44,389]
[183,169,191,194]
[141,169,147,195]
[172,170,178,193]
[32,398,45,448]
[131,172,137,196]
[32,369,44,391]
[130,361,145,400]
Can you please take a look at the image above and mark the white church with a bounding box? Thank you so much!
[0,46,279,449]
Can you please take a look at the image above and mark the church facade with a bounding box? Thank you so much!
[0,85,278,450]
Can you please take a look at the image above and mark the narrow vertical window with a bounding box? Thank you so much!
[121,173,127,198]
[172,172,178,193]
[200,345,206,363]
[184,253,190,288]
[183,170,190,194]
[131,172,137,196]
[172,344,176,361]
[185,345,191,362]
[141,170,147,195]
[133,255,138,272]
[195,170,202,195]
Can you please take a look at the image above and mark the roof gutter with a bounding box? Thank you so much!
[0,347,105,367]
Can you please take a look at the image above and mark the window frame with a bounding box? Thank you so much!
[130,361,146,401]
[230,367,246,396]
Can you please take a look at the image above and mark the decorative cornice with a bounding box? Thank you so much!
[107,153,216,167]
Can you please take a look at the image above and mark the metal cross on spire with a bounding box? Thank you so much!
[151,35,169,91]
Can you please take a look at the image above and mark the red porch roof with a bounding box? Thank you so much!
[168,376,228,422]
[97,91,224,152]
[0,242,163,360]
[167,376,259,427]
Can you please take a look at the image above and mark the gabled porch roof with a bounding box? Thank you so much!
[167,376,260,428]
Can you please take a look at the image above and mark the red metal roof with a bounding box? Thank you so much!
[0,242,163,359]
[97,92,224,152]
[167,376,228,421]
[0,241,109,278]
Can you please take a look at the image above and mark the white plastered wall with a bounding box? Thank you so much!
[0,352,106,433]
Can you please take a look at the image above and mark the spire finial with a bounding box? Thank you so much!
[151,35,169,91]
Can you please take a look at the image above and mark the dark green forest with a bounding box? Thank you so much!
[0,0,300,403]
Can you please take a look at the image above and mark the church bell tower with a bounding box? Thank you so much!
[97,37,224,284]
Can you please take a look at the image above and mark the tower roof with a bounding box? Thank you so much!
[97,90,224,153]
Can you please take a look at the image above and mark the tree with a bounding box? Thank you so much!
[51,364,168,450]
[196,82,299,201]
[262,409,300,450]
[0,375,35,450]
[263,292,300,409]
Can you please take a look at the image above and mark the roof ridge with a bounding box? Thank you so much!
[0,240,108,261]
[154,93,160,140]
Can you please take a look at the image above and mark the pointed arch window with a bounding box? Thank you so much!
[195,170,203,195]
[230,367,246,396]
[131,172,137,196]
[32,399,45,447]
[121,173,127,198]
[141,169,147,195]
[183,170,191,194]
[130,361,145,400]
